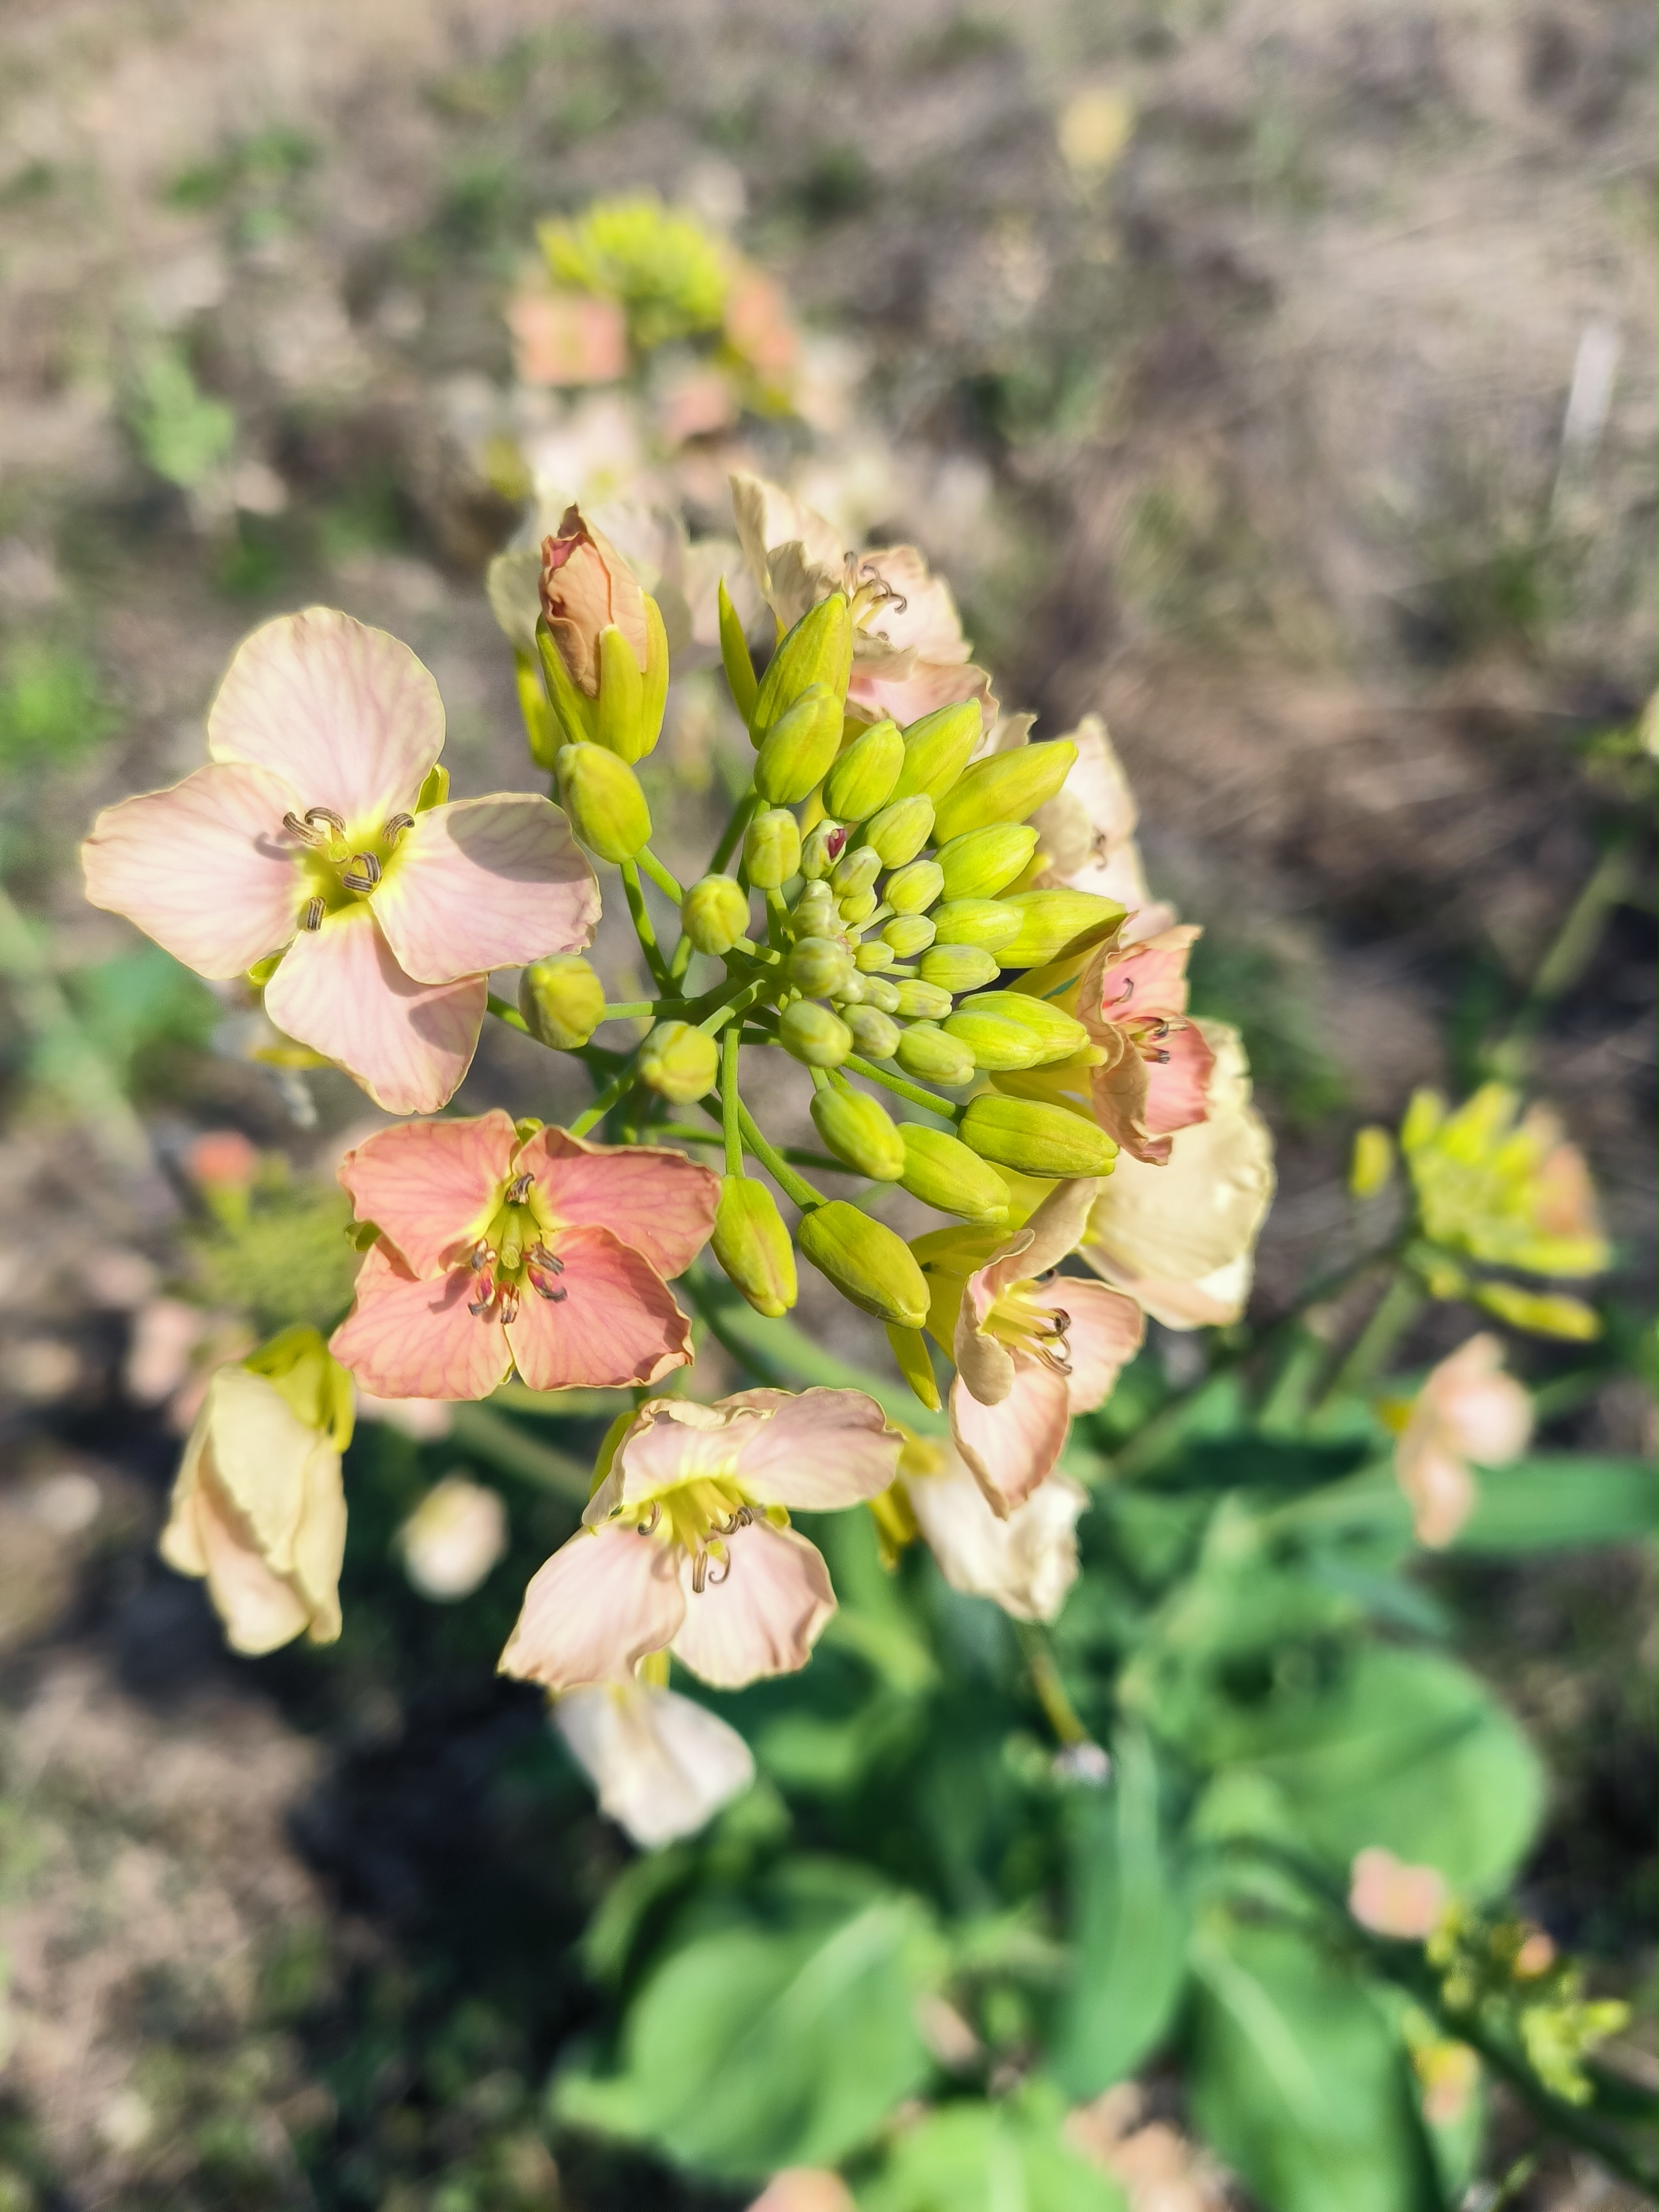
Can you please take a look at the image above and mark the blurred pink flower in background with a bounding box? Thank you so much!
[1348,1846,1451,1939]
[1394,1333,1533,1548]
[398,1475,508,1600]
[507,288,629,386]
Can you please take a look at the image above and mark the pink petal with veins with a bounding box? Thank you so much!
[330,1242,512,1401]
[505,1223,693,1392]
[1050,1280,1145,1415]
[1086,925,1201,1032]
[1144,1022,1216,1138]
[81,763,301,978]
[524,1127,721,1282]
[338,1112,519,1277]
[669,1522,836,1689]
[724,1388,904,1510]
[372,795,599,985]
[264,905,484,1114]
[207,608,444,830]
[499,1525,686,1689]
[950,1363,1071,1516]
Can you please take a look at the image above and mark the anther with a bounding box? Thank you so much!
[341,852,382,892]
[283,812,327,848]
[706,1551,733,1588]
[300,897,325,931]
[382,813,415,844]
[639,1502,661,1536]
[305,808,346,833]
[528,1243,563,1274]
[469,1243,495,1272]
[1150,1048,1171,1065]
[505,1172,534,1205]
[691,1551,708,1595]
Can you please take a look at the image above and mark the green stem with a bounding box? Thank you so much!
[619,859,671,990]
[570,1057,640,1139]
[701,973,773,1037]
[447,1404,592,1503]
[638,846,684,905]
[486,989,530,1034]
[1315,1267,1425,1412]
[735,1098,824,1210]
[841,1051,964,1124]
[711,789,759,873]
[1016,1623,1091,1748]
[721,1023,743,1177]
[601,1000,656,1022]
[1491,837,1635,1077]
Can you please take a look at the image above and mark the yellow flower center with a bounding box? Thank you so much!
[618,1473,778,1592]
[285,806,416,933]
[985,1276,1072,1375]
[463,1172,564,1324]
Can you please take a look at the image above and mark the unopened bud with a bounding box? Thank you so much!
[932,739,1078,843]
[1349,1125,1395,1199]
[799,821,848,881]
[717,576,758,722]
[712,1176,797,1317]
[961,1093,1118,1178]
[786,936,854,998]
[869,795,937,868]
[832,970,867,1004]
[886,859,946,916]
[638,1021,719,1103]
[754,682,844,805]
[942,1005,1045,1071]
[894,1022,976,1087]
[919,943,1000,994]
[931,899,1022,952]
[751,595,852,739]
[854,940,895,974]
[780,1000,853,1068]
[898,1127,1011,1223]
[823,718,904,822]
[682,874,750,956]
[555,742,651,862]
[811,1086,905,1180]
[843,1004,901,1059]
[519,954,606,1050]
[861,976,902,1014]
[891,701,983,800]
[937,825,1040,902]
[894,978,953,1021]
[995,889,1125,969]
[838,887,879,926]
[957,989,1092,1066]
[744,807,803,889]
[831,842,882,898]
[882,914,936,958]
[792,880,837,937]
[796,1201,930,1328]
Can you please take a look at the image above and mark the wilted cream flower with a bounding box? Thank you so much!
[899,1434,1087,1623]
[1027,714,1177,944]
[1393,1333,1533,1548]
[160,1328,351,1656]
[554,1679,755,1847]
[398,1475,508,1601]
[1078,1021,1275,1328]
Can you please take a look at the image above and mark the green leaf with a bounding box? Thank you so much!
[1453,1454,1656,1552]
[1052,1729,1189,2097]
[553,1886,936,2181]
[1193,1645,1542,1896]
[1188,1915,1441,2212]
[857,2082,1122,2212]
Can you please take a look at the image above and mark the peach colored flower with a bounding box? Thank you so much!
[328,1113,718,1400]
[1076,925,1214,1165]
[500,1389,903,1691]
[508,288,629,387]
[540,504,651,695]
[745,2174,857,2212]
[723,266,802,387]
[917,1180,1144,1515]
[1348,1846,1450,1939]
[900,1433,1087,1622]
[82,609,599,1115]
[183,1129,261,1191]
[398,1475,508,1600]
[1029,715,1178,944]
[1395,1333,1533,1548]
[554,1679,755,1847]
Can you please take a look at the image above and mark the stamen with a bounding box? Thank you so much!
[705,1551,732,1588]
[1150,1048,1171,1065]
[712,1505,757,1537]
[283,812,328,848]
[382,813,414,844]
[497,1286,520,1324]
[300,897,325,931]
[469,1243,495,1272]
[468,1292,495,1317]
[691,1551,708,1595]
[505,1173,534,1205]
[340,852,382,892]
[639,1502,661,1536]
[529,1270,568,1301]
[527,1243,564,1274]
[304,808,346,833]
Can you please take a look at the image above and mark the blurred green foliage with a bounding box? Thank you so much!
[129,349,236,492]
[0,637,116,772]
[184,1161,359,1335]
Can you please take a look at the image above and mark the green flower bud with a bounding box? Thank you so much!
[895,978,954,1021]
[792,879,837,935]
[831,842,882,897]
[931,739,1079,843]
[832,971,868,1004]
[751,594,852,739]
[994,889,1126,969]
[717,577,758,722]
[555,742,651,862]
[959,989,1091,1065]
[960,1093,1118,1178]
[898,1126,1011,1223]
[743,807,803,890]
[936,824,1040,902]
[882,913,937,958]
[755,683,845,805]
[518,954,606,1050]
[811,1086,906,1180]
[799,822,845,881]
[638,1020,719,1103]
[941,1006,1046,1072]
[843,1004,901,1059]
[854,940,895,973]
[681,874,750,956]
[931,899,1022,951]
[865,795,935,868]
[886,859,946,916]
[823,718,903,822]
[919,943,1000,994]
[891,701,983,800]
[838,887,879,926]
[594,621,644,760]
[712,1175,796,1317]
[780,999,853,1068]
[862,976,902,1014]
[786,936,854,997]
[894,1021,977,1087]
[796,1201,929,1328]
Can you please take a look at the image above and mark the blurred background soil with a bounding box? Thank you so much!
[0,1,1652,2205]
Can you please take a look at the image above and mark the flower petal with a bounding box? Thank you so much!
[330,1242,512,1401]
[1050,1281,1144,1415]
[499,1525,685,1689]
[591,1397,771,1520]
[338,1112,519,1277]
[207,607,444,830]
[81,763,302,978]
[522,1127,721,1282]
[554,1682,754,1848]
[505,1223,693,1392]
[949,1364,1071,1516]
[1143,1022,1215,1140]
[669,1522,836,1690]
[725,1388,905,1509]
[190,1475,314,1656]
[906,1448,1087,1623]
[264,905,484,1114]
[848,656,995,734]
[371,795,601,985]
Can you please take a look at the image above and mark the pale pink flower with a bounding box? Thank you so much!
[182,1129,260,1191]
[329,1113,718,1401]
[1029,715,1178,944]
[398,1475,508,1600]
[1076,925,1214,1165]
[1348,1846,1450,1939]
[745,2174,857,2212]
[499,1389,903,1691]
[82,609,599,1114]
[1395,1333,1533,1548]
[554,1679,756,1846]
[508,288,629,387]
[920,1181,1144,1515]
[901,1433,1087,1622]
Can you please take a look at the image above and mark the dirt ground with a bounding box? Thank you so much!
[0,1,1652,2205]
